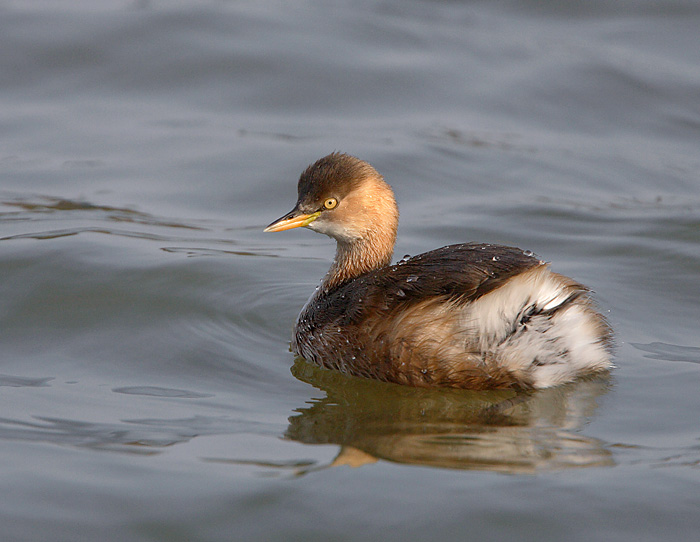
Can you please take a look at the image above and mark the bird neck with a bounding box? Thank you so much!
[322,229,396,291]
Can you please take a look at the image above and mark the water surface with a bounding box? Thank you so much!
[1,1,700,540]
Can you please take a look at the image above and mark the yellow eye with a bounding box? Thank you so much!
[323,197,338,210]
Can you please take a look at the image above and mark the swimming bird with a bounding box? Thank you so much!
[265,153,612,389]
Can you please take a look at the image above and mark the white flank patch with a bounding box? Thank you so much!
[462,266,561,349]
[460,266,611,387]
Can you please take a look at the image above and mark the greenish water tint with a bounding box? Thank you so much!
[1,1,700,540]
[287,361,615,474]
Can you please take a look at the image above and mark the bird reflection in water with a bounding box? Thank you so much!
[284,359,614,474]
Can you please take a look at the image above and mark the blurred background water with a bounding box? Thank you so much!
[1,0,700,540]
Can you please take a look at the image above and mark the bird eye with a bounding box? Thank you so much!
[323,197,338,210]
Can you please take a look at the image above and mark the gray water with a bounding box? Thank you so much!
[1,1,700,540]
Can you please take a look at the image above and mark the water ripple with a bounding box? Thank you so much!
[0,374,54,388]
[0,414,278,454]
[631,342,700,364]
[112,386,214,398]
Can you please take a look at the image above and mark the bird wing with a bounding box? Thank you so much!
[318,243,545,326]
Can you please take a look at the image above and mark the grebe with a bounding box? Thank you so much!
[265,153,612,389]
